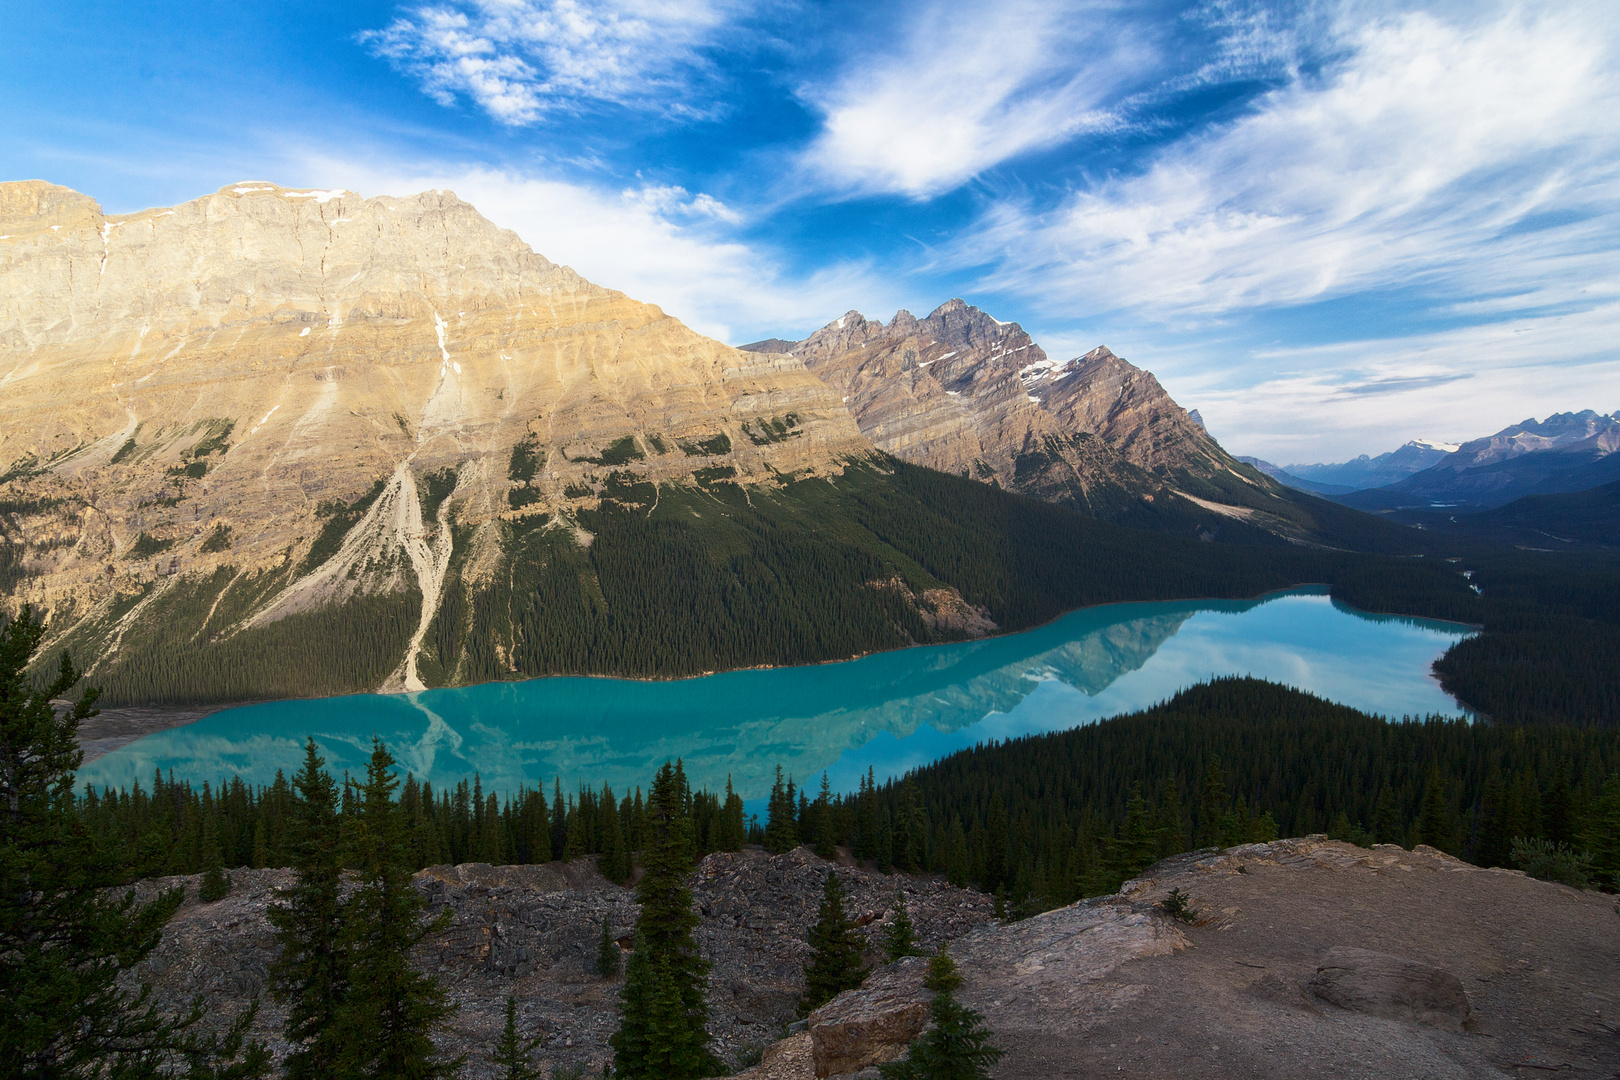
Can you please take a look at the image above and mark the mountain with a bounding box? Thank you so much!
[0,180,898,698]
[1339,411,1620,512]
[1284,439,1459,491]
[740,302,1370,544]
[3,181,1415,707]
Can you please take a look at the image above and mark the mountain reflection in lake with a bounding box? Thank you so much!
[78,589,1473,800]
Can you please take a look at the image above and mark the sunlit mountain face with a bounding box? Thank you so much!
[4,1,1617,464]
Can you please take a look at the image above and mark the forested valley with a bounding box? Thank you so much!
[49,457,1620,730]
[79,680,1620,911]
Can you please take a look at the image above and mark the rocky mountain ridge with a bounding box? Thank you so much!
[0,180,871,694]
[1340,410,1620,512]
[1279,439,1461,492]
[742,301,1283,524]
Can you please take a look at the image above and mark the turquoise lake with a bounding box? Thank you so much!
[78,588,1475,802]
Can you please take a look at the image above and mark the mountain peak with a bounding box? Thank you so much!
[0,180,868,693]
[0,180,104,235]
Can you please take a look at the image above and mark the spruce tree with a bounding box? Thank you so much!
[268,739,349,1080]
[715,776,745,853]
[0,606,268,1078]
[332,739,461,1079]
[599,792,630,883]
[813,774,838,859]
[610,761,718,1079]
[597,915,622,978]
[880,887,921,963]
[490,996,543,1080]
[1417,767,1457,853]
[1196,756,1228,848]
[198,808,232,902]
[800,871,870,1014]
[764,765,798,855]
[878,950,1003,1080]
[1372,783,1402,845]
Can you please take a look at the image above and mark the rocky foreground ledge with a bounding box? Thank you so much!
[130,839,1617,1079]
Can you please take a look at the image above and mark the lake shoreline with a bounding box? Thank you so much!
[72,584,1480,762]
[75,587,1478,794]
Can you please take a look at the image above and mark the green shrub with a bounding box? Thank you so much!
[1159,888,1198,923]
[1512,837,1593,888]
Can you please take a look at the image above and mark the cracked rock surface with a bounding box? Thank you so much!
[742,837,1620,1079]
[127,846,994,1077]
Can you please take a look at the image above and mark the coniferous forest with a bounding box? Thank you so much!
[73,679,1620,908]
[42,457,1620,729]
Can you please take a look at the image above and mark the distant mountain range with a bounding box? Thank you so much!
[1247,412,1619,507]
[1338,410,1620,512]
[1290,439,1461,490]
[1243,411,1620,548]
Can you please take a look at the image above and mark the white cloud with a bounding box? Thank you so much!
[955,6,1620,321]
[296,154,899,343]
[796,0,1154,198]
[362,0,745,124]
[931,4,1620,457]
[1163,304,1620,462]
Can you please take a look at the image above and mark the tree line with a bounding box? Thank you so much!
[74,678,1620,916]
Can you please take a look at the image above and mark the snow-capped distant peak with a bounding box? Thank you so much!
[1410,438,1460,453]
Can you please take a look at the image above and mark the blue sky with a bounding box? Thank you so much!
[4,0,1617,461]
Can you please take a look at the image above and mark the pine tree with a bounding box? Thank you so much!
[597,915,622,978]
[765,766,797,855]
[0,606,268,1078]
[715,776,745,853]
[490,996,543,1080]
[880,887,921,963]
[877,950,1003,1080]
[551,778,567,861]
[1417,767,1457,853]
[332,739,461,1079]
[600,789,630,883]
[983,799,1008,893]
[198,807,231,902]
[800,871,870,1015]
[610,761,718,1079]
[1196,756,1228,848]
[268,739,349,1080]
[1372,783,1402,845]
[813,774,837,859]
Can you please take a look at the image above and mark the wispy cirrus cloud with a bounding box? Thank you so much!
[793,0,1322,200]
[361,0,748,124]
[795,0,1148,199]
[952,6,1620,322]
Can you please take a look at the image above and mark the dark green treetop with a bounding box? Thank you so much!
[332,738,461,1080]
[0,606,268,1079]
[609,760,719,1079]
[490,995,544,1080]
[801,870,871,1015]
[878,950,1002,1080]
[881,887,922,963]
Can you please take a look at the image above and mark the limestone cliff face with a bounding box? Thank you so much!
[744,300,1261,518]
[0,181,868,692]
